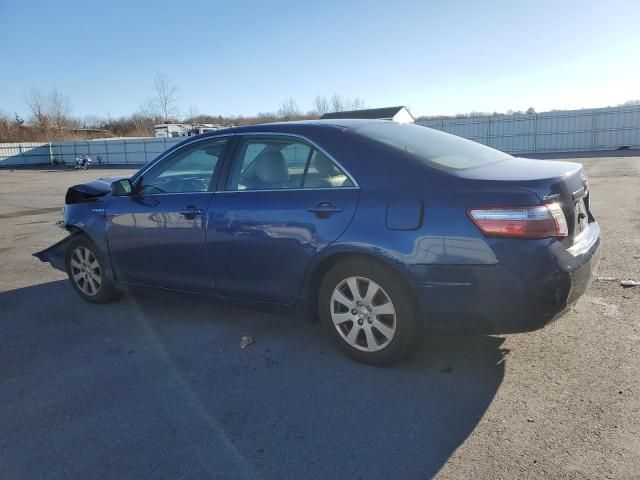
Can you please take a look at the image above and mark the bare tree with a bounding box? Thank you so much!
[131,98,161,136]
[278,98,301,120]
[48,89,72,136]
[313,94,366,114]
[154,73,180,122]
[330,93,345,112]
[139,98,160,119]
[131,112,155,137]
[313,95,330,115]
[346,97,366,110]
[25,88,50,132]
[24,88,73,138]
[254,112,279,124]
[184,105,200,123]
[81,115,106,129]
[0,112,22,142]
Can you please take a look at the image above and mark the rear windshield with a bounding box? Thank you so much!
[353,122,512,170]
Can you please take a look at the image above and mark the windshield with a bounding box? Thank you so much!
[353,122,512,170]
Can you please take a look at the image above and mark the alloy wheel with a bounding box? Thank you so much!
[70,246,102,296]
[330,276,397,352]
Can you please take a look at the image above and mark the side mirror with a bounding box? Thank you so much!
[111,179,133,196]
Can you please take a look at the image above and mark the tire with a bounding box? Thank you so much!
[318,257,418,366]
[65,236,119,303]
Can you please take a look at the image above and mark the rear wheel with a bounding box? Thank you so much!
[319,258,418,366]
[65,236,118,303]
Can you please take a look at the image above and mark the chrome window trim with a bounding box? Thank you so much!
[127,191,216,198]
[125,186,360,198]
[131,130,360,195]
[216,186,360,194]
[134,133,236,180]
[230,131,360,189]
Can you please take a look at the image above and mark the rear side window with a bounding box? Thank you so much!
[303,150,354,188]
[226,137,355,191]
[353,122,511,170]
[226,138,311,190]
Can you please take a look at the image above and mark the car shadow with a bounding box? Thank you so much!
[0,281,507,480]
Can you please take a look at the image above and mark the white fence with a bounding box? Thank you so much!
[417,105,640,154]
[2,105,640,166]
[0,137,184,167]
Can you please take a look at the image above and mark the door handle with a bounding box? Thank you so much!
[307,202,343,217]
[179,206,205,217]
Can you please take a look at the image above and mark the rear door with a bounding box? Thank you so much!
[106,136,230,292]
[207,134,360,304]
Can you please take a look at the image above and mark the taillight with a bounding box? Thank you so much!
[468,203,568,239]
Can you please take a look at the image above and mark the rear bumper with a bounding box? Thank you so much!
[409,222,601,334]
[564,222,601,307]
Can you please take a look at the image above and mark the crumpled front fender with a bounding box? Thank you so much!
[32,231,80,272]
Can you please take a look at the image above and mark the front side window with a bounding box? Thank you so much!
[226,136,354,191]
[138,138,227,194]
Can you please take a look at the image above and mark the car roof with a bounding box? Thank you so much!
[201,118,390,136]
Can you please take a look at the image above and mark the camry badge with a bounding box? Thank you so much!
[543,193,561,201]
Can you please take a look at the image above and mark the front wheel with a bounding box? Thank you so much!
[318,258,418,366]
[65,236,119,303]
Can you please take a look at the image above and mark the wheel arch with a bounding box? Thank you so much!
[64,223,116,282]
[301,246,420,323]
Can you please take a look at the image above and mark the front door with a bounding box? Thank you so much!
[107,137,230,292]
[207,135,360,304]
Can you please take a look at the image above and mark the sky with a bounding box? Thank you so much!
[1,0,639,120]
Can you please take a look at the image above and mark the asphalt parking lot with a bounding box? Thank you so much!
[1,156,639,479]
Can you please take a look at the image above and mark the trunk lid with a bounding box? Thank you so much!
[456,157,591,245]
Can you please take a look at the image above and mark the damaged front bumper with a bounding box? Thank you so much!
[34,176,121,274]
[32,226,78,272]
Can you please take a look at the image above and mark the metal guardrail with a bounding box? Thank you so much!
[3,106,640,165]
[0,137,184,166]
[417,106,640,154]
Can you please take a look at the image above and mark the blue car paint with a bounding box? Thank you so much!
[106,192,215,292]
[207,188,360,304]
[385,199,423,231]
[64,199,116,281]
[37,120,601,334]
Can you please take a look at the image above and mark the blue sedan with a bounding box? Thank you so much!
[35,120,601,365]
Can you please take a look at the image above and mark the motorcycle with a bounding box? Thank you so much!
[74,155,92,170]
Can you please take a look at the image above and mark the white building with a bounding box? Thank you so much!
[320,106,414,123]
[154,123,229,138]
